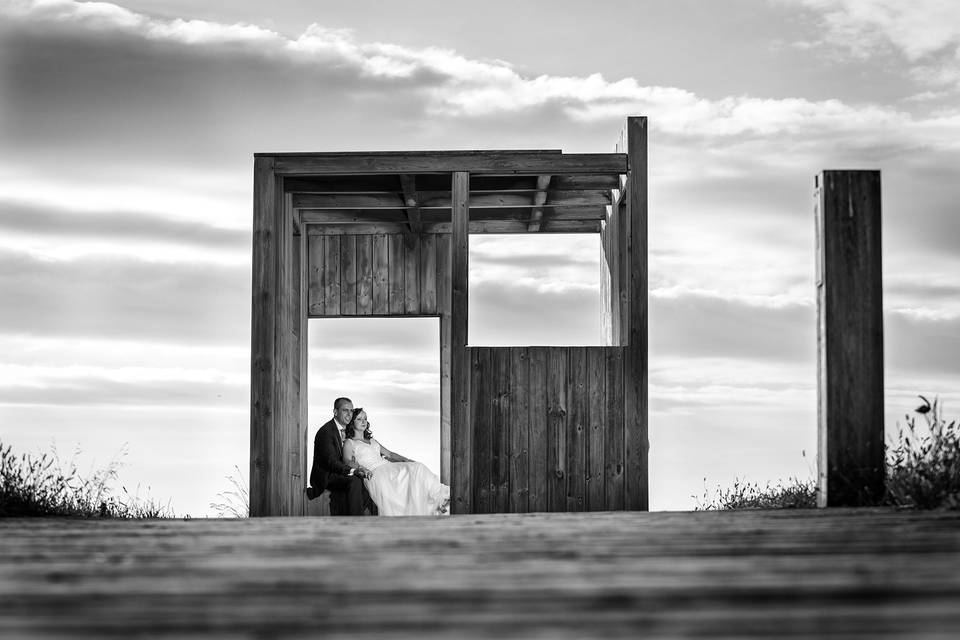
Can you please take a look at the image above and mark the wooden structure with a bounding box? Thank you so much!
[251,117,649,516]
[815,171,884,506]
[5,509,960,637]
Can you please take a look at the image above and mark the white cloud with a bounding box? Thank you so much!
[788,0,960,61]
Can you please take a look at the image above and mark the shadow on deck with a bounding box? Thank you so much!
[2,508,959,638]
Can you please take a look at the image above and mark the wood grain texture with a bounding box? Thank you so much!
[340,234,357,315]
[527,348,548,512]
[587,348,606,511]
[388,234,405,315]
[372,234,389,315]
[566,348,587,512]
[5,509,959,638]
[420,233,437,315]
[450,172,471,514]
[509,348,530,513]
[250,156,276,517]
[272,151,626,175]
[816,170,884,507]
[322,236,341,316]
[356,235,373,315]
[546,348,568,513]
[403,233,420,314]
[438,233,452,485]
[624,116,649,511]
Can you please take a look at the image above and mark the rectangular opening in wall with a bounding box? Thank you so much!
[307,317,441,480]
[469,234,603,346]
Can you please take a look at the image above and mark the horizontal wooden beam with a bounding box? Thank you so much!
[299,207,606,225]
[293,191,611,209]
[284,174,620,193]
[272,153,627,176]
[304,220,602,235]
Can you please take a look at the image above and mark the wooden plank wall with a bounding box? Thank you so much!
[468,346,627,513]
[306,233,448,317]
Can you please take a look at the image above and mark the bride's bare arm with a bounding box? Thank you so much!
[376,440,413,463]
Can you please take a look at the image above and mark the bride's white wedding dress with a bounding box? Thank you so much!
[343,438,450,516]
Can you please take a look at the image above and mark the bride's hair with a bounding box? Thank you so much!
[345,407,374,440]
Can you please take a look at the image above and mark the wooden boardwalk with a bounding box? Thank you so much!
[2,508,959,638]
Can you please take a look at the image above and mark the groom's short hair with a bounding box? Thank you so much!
[333,397,352,411]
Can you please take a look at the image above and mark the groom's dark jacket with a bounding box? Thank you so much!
[309,418,355,493]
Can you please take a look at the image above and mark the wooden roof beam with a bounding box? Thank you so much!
[528,175,552,232]
[399,174,423,233]
[268,152,627,176]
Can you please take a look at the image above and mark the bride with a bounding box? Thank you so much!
[342,407,450,516]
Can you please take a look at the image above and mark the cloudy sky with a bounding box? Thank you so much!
[2,0,959,516]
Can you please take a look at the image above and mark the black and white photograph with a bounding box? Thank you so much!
[2,0,959,637]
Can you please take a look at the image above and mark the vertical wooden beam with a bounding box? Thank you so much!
[250,158,299,516]
[437,233,452,485]
[450,171,471,513]
[250,156,277,518]
[297,218,309,515]
[623,116,649,511]
[815,170,884,507]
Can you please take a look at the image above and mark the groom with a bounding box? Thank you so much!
[307,397,375,516]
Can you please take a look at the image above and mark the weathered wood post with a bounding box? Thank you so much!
[815,170,884,507]
[450,170,471,514]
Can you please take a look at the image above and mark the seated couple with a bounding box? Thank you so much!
[307,397,450,516]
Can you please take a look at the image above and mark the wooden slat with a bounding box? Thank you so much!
[509,348,530,513]
[306,234,324,316]
[605,348,625,511]
[340,235,357,315]
[623,116,649,511]
[437,233,452,485]
[492,348,511,513]
[586,348,606,511]
[472,348,492,513]
[420,234,437,314]
[272,152,627,175]
[546,348,567,512]
[356,235,373,315]
[403,232,419,314]
[816,170,885,507]
[322,236,341,316]
[388,234,405,315]
[369,234,389,315]
[566,348,587,512]
[450,171,471,514]
[527,348,548,512]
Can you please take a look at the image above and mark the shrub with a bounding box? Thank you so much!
[695,476,818,510]
[0,440,173,518]
[885,396,960,509]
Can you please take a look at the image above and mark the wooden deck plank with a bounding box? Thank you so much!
[306,234,324,316]
[566,348,587,512]
[419,234,437,315]
[3,510,959,638]
[403,232,420,314]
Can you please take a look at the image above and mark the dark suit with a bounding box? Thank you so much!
[308,418,370,515]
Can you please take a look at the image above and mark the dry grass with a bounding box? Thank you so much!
[0,441,173,518]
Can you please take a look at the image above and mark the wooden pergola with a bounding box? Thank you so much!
[250,117,649,516]
[250,115,885,516]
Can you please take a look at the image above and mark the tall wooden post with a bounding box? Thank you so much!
[250,159,300,516]
[815,170,884,507]
[624,116,649,510]
[450,171,472,513]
